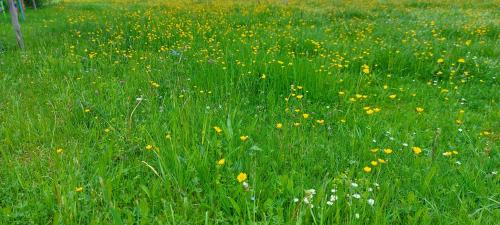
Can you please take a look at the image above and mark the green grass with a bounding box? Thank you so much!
[0,0,499,224]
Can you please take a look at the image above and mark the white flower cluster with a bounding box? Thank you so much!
[303,189,316,208]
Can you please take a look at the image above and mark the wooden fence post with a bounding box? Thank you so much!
[7,0,25,49]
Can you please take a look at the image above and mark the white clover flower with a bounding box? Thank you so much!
[351,182,358,188]
[368,188,373,192]
[402,143,409,147]
[352,194,361,199]
[456,161,462,165]
[293,198,299,203]
[368,198,375,206]
[330,195,338,202]
[331,188,337,193]
[355,213,360,219]
[326,201,334,206]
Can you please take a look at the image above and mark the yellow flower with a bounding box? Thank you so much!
[275,123,283,129]
[480,131,491,136]
[240,135,249,142]
[293,122,301,127]
[363,166,372,173]
[437,58,444,63]
[416,107,424,113]
[371,161,378,166]
[412,147,422,155]
[56,148,63,154]
[75,187,83,192]
[84,109,91,113]
[389,94,397,99]
[370,148,379,153]
[383,148,393,154]
[457,58,465,63]
[104,128,110,133]
[217,158,225,166]
[378,158,386,164]
[237,172,247,183]
[383,84,388,90]
[151,82,160,88]
[338,91,345,95]
[366,109,374,115]
[302,113,309,119]
[145,144,153,150]
[373,107,381,112]
[213,126,222,134]
[442,151,453,156]
[296,95,304,100]
[362,64,370,74]
[316,119,324,125]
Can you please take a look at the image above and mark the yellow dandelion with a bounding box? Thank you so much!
[363,166,372,173]
[362,64,370,74]
[240,135,249,142]
[316,119,325,125]
[237,172,247,183]
[371,161,378,166]
[145,145,153,150]
[457,58,465,63]
[378,158,387,164]
[443,151,453,156]
[416,107,424,113]
[389,94,397,99]
[437,58,444,63]
[275,123,283,129]
[56,148,63,154]
[302,113,310,119]
[75,187,83,192]
[370,148,379,153]
[213,126,222,134]
[383,148,393,154]
[366,109,374,115]
[296,95,304,100]
[412,147,422,155]
[217,158,225,166]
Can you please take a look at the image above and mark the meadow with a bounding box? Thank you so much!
[0,0,499,224]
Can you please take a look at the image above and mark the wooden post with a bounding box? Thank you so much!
[7,0,25,49]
